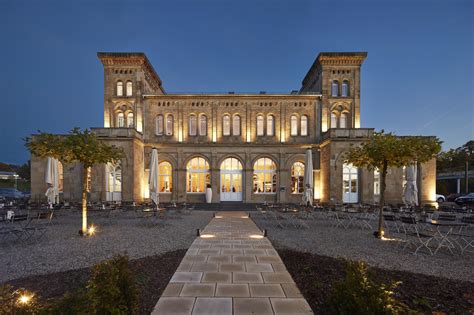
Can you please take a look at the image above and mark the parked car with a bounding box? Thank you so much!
[454,193,474,206]
[446,193,465,202]
[435,194,446,203]
[0,188,26,200]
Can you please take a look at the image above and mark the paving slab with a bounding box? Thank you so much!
[152,211,313,314]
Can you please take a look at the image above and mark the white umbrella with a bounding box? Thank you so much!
[303,149,314,206]
[45,157,59,206]
[403,164,418,206]
[149,148,159,207]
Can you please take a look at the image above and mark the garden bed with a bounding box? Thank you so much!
[278,248,474,314]
[5,249,186,314]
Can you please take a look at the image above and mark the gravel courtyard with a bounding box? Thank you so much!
[252,212,474,282]
[0,210,213,282]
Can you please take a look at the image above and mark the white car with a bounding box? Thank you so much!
[436,194,446,203]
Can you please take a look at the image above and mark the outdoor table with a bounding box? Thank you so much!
[428,220,467,255]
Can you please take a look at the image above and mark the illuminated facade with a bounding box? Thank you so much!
[30,52,437,204]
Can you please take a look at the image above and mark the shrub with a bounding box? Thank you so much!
[87,254,139,314]
[327,261,411,315]
[43,290,90,315]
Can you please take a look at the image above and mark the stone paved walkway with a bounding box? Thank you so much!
[152,211,313,315]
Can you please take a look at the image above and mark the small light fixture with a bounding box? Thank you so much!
[200,234,215,238]
[249,234,264,239]
[88,225,96,236]
[18,293,33,305]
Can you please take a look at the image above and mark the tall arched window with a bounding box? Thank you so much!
[166,114,173,136]
[117,81,123,96]
[290,115,298,136]
[186,157,210,193]
[257,115,264,136]
[341,80,349,97]
[253,157,277,193]
[117,112,125,127]
[189,115,197,136]
[374,168,380,196]
[126,81,133,96]
[199,115,207,136]
[267,115,275,136]
[301,115,308,136]
[158,161,172,192]
[233,115,241,136]
[330,112,337,129]
[291,162,305,194]
[339,112,347,128]
[331,80,339,97]
[222,114,231,136]
[127,112,134,128]
[156,115,164,135]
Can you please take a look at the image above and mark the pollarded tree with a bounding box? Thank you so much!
[344,131,441,239]
[26,128,123,235]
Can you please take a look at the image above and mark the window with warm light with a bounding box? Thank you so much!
[342,80,349,97]
[158,161,172,192]
[166,114,173,136]
[116,81,123,96]
[223,114,231,136]
[330,112,337,129]
[58,161,64,192]
[233,115,241,136]
[189,115,197,136]
[253,157,277,194]
[199,114,207,136]
[257,115,264,136]
[339,112,347,128]
[266,115,275,136]
[117,112,125,127]
[126,81,133,96]
[290,115,298,136]
[301,115,308,136]
[127,112,134,128]
[186,157,210,193]
[331,80,339,97]
[291,162,305,194]
[156,115,164,135]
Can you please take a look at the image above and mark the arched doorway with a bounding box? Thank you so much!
[106,163,122,202]
[220,158,243,201]
[342,163,358,203]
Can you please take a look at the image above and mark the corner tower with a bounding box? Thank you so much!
[300,52,367,134]
[97,52,165,133]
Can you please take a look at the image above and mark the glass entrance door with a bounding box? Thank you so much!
[342,164,358,203]
[220,158,243,202]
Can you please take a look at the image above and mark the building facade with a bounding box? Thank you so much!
[31,52,437,205]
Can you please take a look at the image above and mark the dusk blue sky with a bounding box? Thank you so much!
[0,0,472,164]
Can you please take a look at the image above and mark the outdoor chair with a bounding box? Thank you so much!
[256,206,268,220]
[383,214,400,233]
[23,210,54,242]
[398,216,435,255]
[450,216,474,254]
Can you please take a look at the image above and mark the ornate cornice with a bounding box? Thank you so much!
[302,52,367,86]
[97,52,164,93]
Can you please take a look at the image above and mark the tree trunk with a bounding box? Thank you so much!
[377,161,388,239]
[82,166,88,235]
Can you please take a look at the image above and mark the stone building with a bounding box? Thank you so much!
[30,51,436,205]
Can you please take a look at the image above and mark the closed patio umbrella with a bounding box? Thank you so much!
[303,149,314,206]
[149,148,159,207]
[403,164,418,206]
[45,157,59,206]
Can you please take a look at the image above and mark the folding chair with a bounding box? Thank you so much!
[399,216,435,255]
[23,210,54,242]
